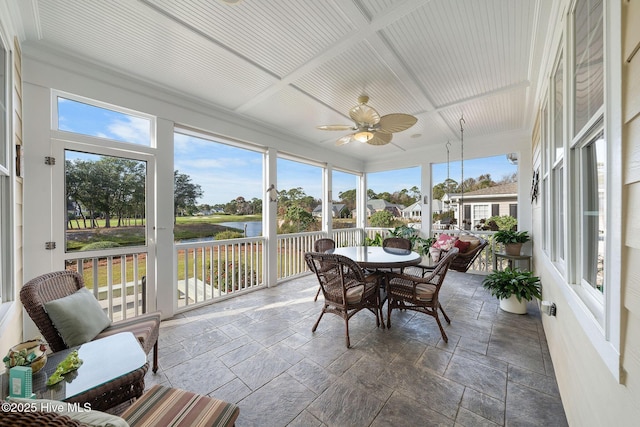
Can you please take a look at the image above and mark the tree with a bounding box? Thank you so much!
[174,170,203,221]
[280,205,316,233]
[338,189,357,211]
[369,210,394,227]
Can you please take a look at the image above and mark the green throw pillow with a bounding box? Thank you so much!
[7,397,129,427]
[44,288,111,347]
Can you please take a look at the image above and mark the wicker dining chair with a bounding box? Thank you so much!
[385,247,459,342]
[305,252,382,348]
[382,237,412,251]
[313,238,336,301]
[20,270,160,373]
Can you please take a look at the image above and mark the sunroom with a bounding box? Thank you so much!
[1,0,639,426]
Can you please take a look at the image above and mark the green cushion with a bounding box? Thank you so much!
[7,397,129,427]
[45,288,111,347]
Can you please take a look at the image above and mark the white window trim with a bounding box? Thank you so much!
[51,89,156,148]
[541,0,622,382]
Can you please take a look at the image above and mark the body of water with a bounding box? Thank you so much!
[217,221,262,237]
[178,221,262,243]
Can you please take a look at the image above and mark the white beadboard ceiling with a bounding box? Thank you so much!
[12,0,551,163]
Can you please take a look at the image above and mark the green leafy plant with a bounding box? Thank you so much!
[482,268,542,302]
[486,215,517,231]
[493,230,530,244]
[364,233,384,247]
[389,225,435,255]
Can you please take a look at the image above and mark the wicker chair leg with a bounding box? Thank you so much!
[312,308,326,332]
[152,341,159,373]
[386,301,393,328]
[344,317,351,348]
[313,286,321,302]
[435,313,449,343]
[439,303,451,323]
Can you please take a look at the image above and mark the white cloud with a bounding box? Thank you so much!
[107,116,151,145]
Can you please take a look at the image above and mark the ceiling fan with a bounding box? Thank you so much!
[317,95,418,146]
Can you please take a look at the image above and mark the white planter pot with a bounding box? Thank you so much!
[499,295,528,314]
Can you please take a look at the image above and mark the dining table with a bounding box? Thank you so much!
[328,245,422,270]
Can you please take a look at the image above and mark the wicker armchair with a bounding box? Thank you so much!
[313,238,336,301]
[385,248,459,342]
[20,270,160,373]
[0,407,84,427]
[305,252,382,348]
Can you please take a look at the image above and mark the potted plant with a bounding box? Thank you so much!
[494,230,530,255]
[482,268,542,314]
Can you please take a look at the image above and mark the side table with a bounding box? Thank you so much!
[493,252,532,271]
[1,332,148,411]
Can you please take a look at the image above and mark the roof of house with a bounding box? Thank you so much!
[463,182,518,197]
[312,203,346,213]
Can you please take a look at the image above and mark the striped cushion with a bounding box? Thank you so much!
[122,385,239,427]
[95,312,160,354]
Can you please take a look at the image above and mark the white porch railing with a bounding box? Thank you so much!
[276,231,326,279]
[65,251,148,322]
[64,229,501,320]
[174,237,265,312]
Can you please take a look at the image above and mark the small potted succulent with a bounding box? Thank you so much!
[494,230,530,256]
[482,268,542,314]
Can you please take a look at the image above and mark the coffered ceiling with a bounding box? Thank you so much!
[11,0,554,163]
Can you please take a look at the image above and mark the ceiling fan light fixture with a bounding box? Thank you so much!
[354,131,374,142]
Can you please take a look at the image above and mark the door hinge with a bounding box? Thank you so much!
[45,242,56,250]
[45,156,56,165]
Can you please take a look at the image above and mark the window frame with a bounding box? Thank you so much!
[0,28,12,311]
[52,90,156,148]
[540,0,622,381]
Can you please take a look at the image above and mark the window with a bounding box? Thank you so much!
[553,50,564,162]
[577,130,605,295]
[551,49,565,265]
[570,0,605,313]
[366,167,420,227]
[56,95,152,147]
[277,157,322,233]
[473,204,489,228]
[0,35,10,304]
[65,151,147,252]
[173,130,264,238]
[331,169,359,228]
[553,165,564,262]
[541,102,549,253]
[573,0,604,136]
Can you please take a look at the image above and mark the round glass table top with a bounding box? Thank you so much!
[328,246,421,268]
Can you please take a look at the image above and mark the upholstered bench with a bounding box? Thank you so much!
[122,385,239,427]
[1,385,240,427]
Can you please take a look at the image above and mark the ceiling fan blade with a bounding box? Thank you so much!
[366,132,393,146]
[378,113,418,133]
[317,124,354,131]
[349,104,380,126]
[336,134,356,146]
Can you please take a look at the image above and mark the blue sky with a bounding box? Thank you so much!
[59,97,518,205]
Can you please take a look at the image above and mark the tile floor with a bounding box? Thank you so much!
[143,271,568,427]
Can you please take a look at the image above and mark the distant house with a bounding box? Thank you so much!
[402,198,443,220]
[366,199,403,217]
[441,183,518,228]
[401,202,421,219]
[311,203,350,218]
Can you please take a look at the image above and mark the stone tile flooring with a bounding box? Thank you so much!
[144,271,568,426]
